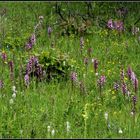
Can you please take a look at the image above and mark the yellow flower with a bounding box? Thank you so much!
[108,70,111,75]
[82,114,88,120]
[4,61,7,64]
[124,77,128,82]
[113,112,117,115]
[112,91,115,95]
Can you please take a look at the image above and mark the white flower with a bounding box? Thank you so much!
[12,93,16,98]
[95,73,98,76]
[51,129,55,136]
[131,111,134,116]
[12,86,17,93]
[104,112,108,120]
[63,61,66,66]
[47,125,51,133]
[39,15,44,20]
[66,121,70,133]
[118,128,123,134]
[92,59,94,63]
[9,98,14,104]
[12,86,16,92]
[127,91,130,97]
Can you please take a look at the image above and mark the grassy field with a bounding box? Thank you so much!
[0,2,140,138]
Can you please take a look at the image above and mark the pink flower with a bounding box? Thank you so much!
[107,19,114,29]
[1,52,7,61]
[24,74,29,86]
[98,75,106,87]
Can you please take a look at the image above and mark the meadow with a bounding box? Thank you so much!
[0,2,140,138]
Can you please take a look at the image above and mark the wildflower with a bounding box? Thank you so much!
[26,42,32,50]
[114,82,120,91]
[35,65,43,81]
[26,34,36,50]
[1,52,7,61]
[131,71,136,83]
[121,82,127,96]
[118,128,123,134]
[132,95,137,106]
[9,98,14,104]
[70,72,78,83]
[66,121,70,133]
[114,20,124,31]
[91,58,94,63]
[107,19,124,31]
[127,66,132,80]
[39,15,44,20]
[12,86,17,93]
[48,26,52,37]
[95,72,98,76]
[51,129,55,136]
[47,125,51,133]
[24,74,29,86]
[130,111,134,116]
[26,56,39,75]
[132,26,139,35]
[30,33,36,45]
[134,77,138,93]
[107,19,114,29]
[97,75,106,88]
[120,68,125,82]
[9,60,14,73]
[104,112,108,121]
[12,93,16,98]
[127,90,131,97]
[93,59,98,73]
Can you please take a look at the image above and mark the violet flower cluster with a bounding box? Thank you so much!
[26,33,36,50]
[114,82,120,91]
[1,52,7,62]
[93,59,98,73]
[127,66,138,93]
[97,75,106,88]
[25,56,43,86]
[107,19,124,31]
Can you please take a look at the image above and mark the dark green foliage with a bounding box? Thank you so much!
[38,50,77,82]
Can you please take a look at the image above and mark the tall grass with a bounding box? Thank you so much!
[0,2,140,138]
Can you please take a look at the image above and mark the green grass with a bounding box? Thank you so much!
[0,2,140,138]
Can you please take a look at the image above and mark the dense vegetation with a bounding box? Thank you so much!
[0,2,140,138]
